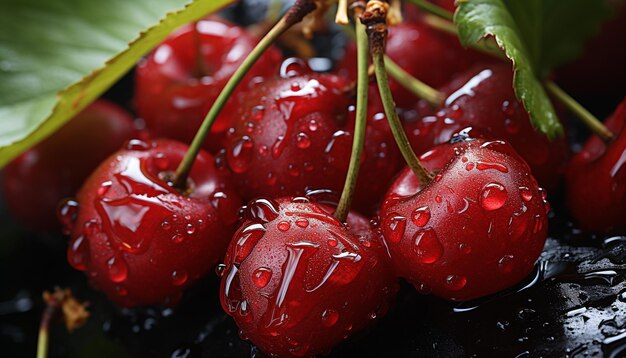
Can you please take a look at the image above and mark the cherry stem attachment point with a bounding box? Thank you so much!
[361,1,434,186]
[172,0,317,189]
[384,55,444,107]
[416,2,615,142]
[545,81,615,143]
[335,3,368,222]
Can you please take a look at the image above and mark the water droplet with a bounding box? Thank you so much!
[234,224,266,263]
[480,182,507,210]
[83,220,99,236]
[504,118,521,134]
[161,220,171,230]
[459,243,472,254]
[476,161,508,173]
[126,139,150,151]
[384,213,407,244]
[465,162,475,171]
[153,152,169,170]
[296,132,311,149]
[243,198,280,222]
[215,263,226,277]
[186,223,195,235]
[288,163,300,177]
[58,199,79,234]
[368,312,378,320]
[277,221,290,232]
[445,275,467,290]
[258,144,269,156]
[67,235,88,271]
[498,255,515,273]
[228,136,254,174]
[321,309,339,327]
[291,82,301,91]
[411,206,431,227]
[239,300,251,322]
[413,228,443,264]
[303,162,314,171]
[172,270,188,286]
[252,267,272,288]
[328,238,338,247]
[295,218,309,228]
[308,119,319,131]
[107,256,128,283]
[435,195,442,203]
[449,105,463,119]
[533,214,543,234]
[501,100,515,116]
[251,105,265,120]
[519,187,533,201]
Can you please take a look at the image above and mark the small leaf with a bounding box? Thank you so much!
[0,0,235,168]
[455,0,563,138]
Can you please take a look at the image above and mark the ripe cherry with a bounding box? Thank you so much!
[2,100,136,231]
[566,98,626,233]
[134,17,282,153]
[223,60,401,214]
[59,139,241,307]
[381,137,549,301]
[220,197,397,357]
[404,63,569,190]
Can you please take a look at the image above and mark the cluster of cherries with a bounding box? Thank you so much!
[2,4,625,357]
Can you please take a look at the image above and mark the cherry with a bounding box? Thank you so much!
[337,21,486,108]
[59,139,241,307]
[566,98,626,233]
[219,197,397,357]
[2,100,136,231]
[222,60,401,214]
[381,137,549,301]
[134,17,282,153]
[404,63,569,190]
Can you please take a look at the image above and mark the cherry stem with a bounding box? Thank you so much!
[362,1,434,185]
[407,0,453,20]
[545,81,615,142]
[335,4,368,222]
[384,55,443,106]
[172,0,317,189]
[36,295,60,358]
[416,3,616,142]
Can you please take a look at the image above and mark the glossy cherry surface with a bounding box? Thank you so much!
[404,63,569,189]
[223,60,401,214]
[2,100,136,231]
[220,197,397,357]
[566,98,626,233]
[381,138,549,301]
[59,139,241,307]
[134,17,282,152]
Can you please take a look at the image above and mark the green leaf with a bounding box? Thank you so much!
[455,0,563,138]
[0,0,235,168]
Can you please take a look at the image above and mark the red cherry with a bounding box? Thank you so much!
[405,63,569,190]
[381,138,549,301]
[220,197,397,357]
[2,100,136,231]
[60,139,241,307]
[337,21,487,108]
[134,17,282,152]
[566,98,626,233]
[223,62,402,214]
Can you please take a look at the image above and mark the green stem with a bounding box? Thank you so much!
[36,301,57,358]
[335,10,368,222]
[384,55,443,106]
[406,0,453,20]
[544,81,614,142]
[373,52,433,185]
[173,1,316,189]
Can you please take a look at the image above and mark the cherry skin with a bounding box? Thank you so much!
[134,17,282,153]
[404,63,569,190]
[222,60,402,214]
[2,100,136,231]
[220,197,397,357]
[337,21,487,108]
[566,98,626,233]
[59,139,241,307]
[381,137,549,301]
